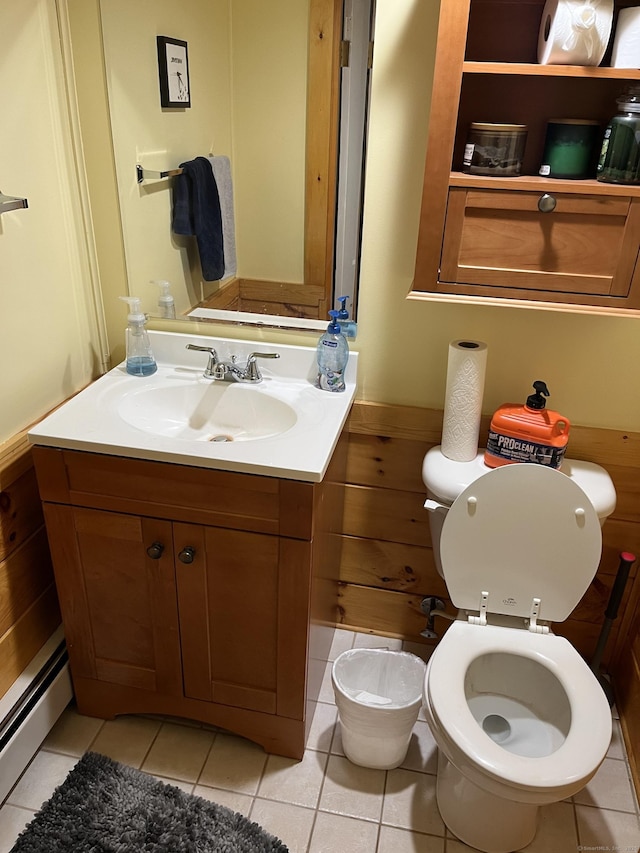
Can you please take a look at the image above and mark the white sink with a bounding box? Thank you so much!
[28,331,358,482]
[118,380,298,442]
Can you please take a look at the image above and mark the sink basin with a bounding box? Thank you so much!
[28,330,358,481]
[118,381,297,442]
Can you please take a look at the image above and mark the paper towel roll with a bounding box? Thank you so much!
[441,340,488,463]
[612,7,640,68]
[538,0,614,66]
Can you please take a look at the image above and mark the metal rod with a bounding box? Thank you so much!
[0,191,28,214]
[136,165,184,184]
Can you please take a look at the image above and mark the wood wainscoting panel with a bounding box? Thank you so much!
[0,430,62,701]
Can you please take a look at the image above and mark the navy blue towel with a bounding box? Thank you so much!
[172,156,225,281]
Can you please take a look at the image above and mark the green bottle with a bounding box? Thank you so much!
[597,86,640,185]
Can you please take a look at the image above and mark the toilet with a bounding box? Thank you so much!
[421,447,617,853]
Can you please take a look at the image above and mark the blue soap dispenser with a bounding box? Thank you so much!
[119,296,157,376]
[336,295,357,339]
[316,309,349,392]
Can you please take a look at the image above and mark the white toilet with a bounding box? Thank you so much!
[421,447,617,853]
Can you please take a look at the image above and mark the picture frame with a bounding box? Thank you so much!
[157,36,191,108]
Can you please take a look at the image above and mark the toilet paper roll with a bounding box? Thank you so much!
[538,0,614,66]
[440,340,488,463]
[611,7,640,68]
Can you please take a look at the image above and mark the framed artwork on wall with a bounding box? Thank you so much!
[157,36,191,108]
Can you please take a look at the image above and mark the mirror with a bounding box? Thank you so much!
[78,0,366,329]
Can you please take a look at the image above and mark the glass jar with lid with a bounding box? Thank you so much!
[597,86,640,184]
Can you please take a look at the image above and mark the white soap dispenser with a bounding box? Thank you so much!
[152,279,176,319]
[119,296,157,376]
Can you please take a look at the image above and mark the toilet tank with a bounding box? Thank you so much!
[422,446,617,577]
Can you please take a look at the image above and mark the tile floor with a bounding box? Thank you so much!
[1,629,639,853]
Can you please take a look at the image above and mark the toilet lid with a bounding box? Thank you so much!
[440,464,602,623]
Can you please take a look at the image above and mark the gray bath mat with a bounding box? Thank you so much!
[10,751,288,852]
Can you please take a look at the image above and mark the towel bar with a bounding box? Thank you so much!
[136,165,184,184]
[0,191,28,214]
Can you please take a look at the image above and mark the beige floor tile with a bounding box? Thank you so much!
[7,751,78,811]
[193,784,254,817]
[353,634,403,651]
[151,775,194,795]
[520,801,578,852]
[250,798,316,853]
[574,757,638,812]
[607,720,626,760]
[382,767,444,837]
[258,749,328,808]
[446,840,480,853]
[0,805,36,853]
[90,715,161,767]
[198,733,267,795]
[306,701,338,753]
[319,754,385,821]
[318,660,336,705]
[330,720,345,756]
[327,628,356,661]
[41,705,104,756]
[377,824,445,852]
[576,803,640,851]
[308,810,379,853]
[141,722,214,782]
[401,641,435,664]
[399,720,438,775]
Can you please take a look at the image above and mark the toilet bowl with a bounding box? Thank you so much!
[421,454,616,853]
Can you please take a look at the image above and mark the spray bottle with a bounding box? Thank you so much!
[152,280,176,319]
[484,380,570,469]
[119,296,157,376]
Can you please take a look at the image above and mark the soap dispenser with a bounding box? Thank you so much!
[316,310,349,392]
[152,280,176,319]
[119,296,157,376]
[484,380,570,469]
[336,295,357,339]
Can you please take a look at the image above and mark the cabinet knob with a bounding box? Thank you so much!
[178,546,196,564]
[538,193,557,213]
[146,541,165,559]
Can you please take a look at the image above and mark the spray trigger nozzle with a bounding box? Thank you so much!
[527,380,550,410]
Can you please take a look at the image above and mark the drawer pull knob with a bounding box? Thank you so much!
[178,546,196,564]
[146,542,165,559]
[538,193,557,213]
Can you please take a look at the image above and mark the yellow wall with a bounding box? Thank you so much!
[0,0,101,445]
[62,0,640,436]
[353,0,640,432]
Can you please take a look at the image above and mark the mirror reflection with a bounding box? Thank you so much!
[95,0,369,327]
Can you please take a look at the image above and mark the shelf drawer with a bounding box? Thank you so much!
[440,188,640,300]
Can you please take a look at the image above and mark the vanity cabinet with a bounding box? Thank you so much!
[412,0,640,312]
[31,443,346,759]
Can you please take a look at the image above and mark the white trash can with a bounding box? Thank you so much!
[331,648,427,770]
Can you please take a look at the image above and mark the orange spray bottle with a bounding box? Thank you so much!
[484,380,570,469]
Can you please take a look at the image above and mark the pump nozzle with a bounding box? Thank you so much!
[151,280,176,319]
[526,380,550,410]
[337,295,350,320]
[119,295,146,323]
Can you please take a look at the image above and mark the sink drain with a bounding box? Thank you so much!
[209,434,234,442]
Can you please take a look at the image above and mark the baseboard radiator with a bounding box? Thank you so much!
[0,626,73,804]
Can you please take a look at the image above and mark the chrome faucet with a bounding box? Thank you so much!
[186,345,279,383]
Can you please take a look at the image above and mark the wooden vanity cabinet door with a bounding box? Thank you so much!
[43,504,183,696]
[175,523,311,720]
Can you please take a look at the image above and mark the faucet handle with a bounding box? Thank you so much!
[245,351,280,382]
[186,344,219,378]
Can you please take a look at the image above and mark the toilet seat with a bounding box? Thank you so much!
[425,620,612,800]
[440,463,602,623]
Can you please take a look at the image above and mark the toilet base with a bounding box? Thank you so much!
[436,751,538,853]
